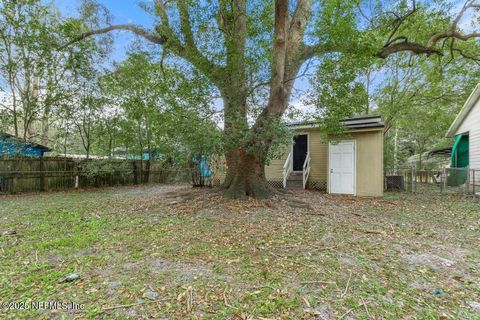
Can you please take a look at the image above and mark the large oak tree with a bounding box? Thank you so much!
[65,0,480,198]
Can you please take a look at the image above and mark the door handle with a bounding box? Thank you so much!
[330,169,333,173]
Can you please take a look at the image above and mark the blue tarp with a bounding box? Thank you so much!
[0,137,47,158]
[192,155,211,177]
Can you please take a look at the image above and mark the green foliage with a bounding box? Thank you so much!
[101,51,221,162]
[245,116,292,164]
[1,0,480,180]
[0,0,114,162]
[378,51,479,168]
[308,52,373,138]
[308,0,480,166]
[80,159,132,180]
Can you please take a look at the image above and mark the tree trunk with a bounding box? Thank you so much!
[41,116,49,146]
[222,147,271,199]
[220,90,271,198]
[41,102,50,146]
[219,0,296,199]
[394,126,398,174]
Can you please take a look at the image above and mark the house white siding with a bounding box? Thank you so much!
[455,97,480,170]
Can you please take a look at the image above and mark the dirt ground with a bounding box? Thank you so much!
[0,184,479,319]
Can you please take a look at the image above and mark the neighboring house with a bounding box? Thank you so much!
[44,153,109,160]
[0,133,51,158]
[446,83,480,170]
[111,147,163,161]
[215,115,385,197]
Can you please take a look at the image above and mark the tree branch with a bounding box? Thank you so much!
[378,0,480,59]
[427,30,480,47]
[452,0,478,27]
[265,0,289,117]
[60,10,225,88]
[300,42,354,61]
[261,0,313,116]
[175,0,224,85]
[60,24,166,50]
[285,0,313,82]
[384,0,417,47]
[178,0,196,48]
[376,41,442,58]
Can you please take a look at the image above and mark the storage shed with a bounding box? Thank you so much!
[264,115,385,197]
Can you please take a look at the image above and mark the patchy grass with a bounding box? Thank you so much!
[0,184,479,319]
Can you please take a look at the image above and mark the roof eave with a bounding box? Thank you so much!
[446,83,480,137]
[290,123,385,132]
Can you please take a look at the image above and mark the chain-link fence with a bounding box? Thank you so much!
[385,167,480,196]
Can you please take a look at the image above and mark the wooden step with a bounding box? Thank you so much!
[288,172,303,181]
[286,186,303,190]
[288,176,303,181]
[286,180,303,189]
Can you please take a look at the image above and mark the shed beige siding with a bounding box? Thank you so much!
[304,128,328,190]
[265,128,328,189]
[265,144,289,182]
[350,130,384,197]
[214,126,384,197]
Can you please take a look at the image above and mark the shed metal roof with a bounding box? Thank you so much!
[288,115,384,130]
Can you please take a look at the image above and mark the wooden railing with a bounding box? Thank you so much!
[283,151,293,188]
[302,152,311,189]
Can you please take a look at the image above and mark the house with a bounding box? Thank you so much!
[44,153,108,160]
[446,83,480,170]
[214,115,385,197]
[0,133,51,158]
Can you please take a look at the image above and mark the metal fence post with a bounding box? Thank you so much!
[465,166,470,195]
[473,169,476,196]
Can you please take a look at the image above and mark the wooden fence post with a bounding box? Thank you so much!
[440,169,443,192]
[443,167,447,193]
[133,161,139,185]
[39,157,46,192]
[11,174,17,194]
[411,167,415,192]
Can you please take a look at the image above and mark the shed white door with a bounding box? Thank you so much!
[329,141,355,195]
